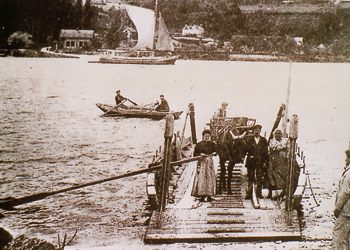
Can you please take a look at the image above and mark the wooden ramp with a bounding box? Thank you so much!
[144,162,302,244]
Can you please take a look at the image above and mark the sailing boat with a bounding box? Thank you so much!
[89,4,178,65]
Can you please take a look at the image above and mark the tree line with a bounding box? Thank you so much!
[0,0,98,48]
[0,0,246,49]
[0,0,349,57]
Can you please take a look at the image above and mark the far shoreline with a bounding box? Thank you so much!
[2,48,350,64]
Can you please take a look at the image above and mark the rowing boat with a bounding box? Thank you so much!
[96,103,183,120]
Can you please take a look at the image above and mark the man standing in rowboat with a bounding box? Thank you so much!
[155,95,170,112]
[333,149,350,250]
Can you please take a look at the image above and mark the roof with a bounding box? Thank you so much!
[91,0,106,5]
[60,30,94,39]
[240,3,332,14]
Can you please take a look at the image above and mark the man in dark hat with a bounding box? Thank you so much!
[333,148,350,250]
[244,124,269,199]
[155,95,170,112]
[115,90,126,105]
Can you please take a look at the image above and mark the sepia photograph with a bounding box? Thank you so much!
[0,0,350,249]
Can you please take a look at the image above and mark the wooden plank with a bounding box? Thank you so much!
[207,219,245,224]
[144,231,302,244]
[207,228,246,233]
[147,223,301,235]
[147,224,300,234]
[207,211,244,216]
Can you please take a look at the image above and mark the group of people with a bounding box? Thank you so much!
[241,124,290,200]
[246,125,294,200]
[191,110,291,202]
[114,90,170,112]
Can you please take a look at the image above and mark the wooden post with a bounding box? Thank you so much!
[159,113,174,214]
[282,62,292,138]
[181,110,189,144]
[189,103,197,144]
[286,114,298,225]
[268,104,286,143]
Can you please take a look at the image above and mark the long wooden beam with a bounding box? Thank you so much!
[0,153,215,210]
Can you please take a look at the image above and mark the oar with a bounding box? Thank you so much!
[126,98,138,106]
[144,102,157,107]
[101,99,127,117]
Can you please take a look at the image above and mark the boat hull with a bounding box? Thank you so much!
[96,103,183,120]
[89,56,177,65]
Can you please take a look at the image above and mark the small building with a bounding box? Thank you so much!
[91,0,106,6]
[123,27,136,40]
[294,37,303,46]
[59,29,94,51]
[182,25,204,38]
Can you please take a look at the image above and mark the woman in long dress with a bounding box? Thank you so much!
[191,129,217,202]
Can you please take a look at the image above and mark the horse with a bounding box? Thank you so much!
[215,124,248,195]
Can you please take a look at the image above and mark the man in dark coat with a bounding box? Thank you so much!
[115,90,126,105]
[244,124,269,199]
[155,95,170,112]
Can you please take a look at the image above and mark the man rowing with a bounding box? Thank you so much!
[115,90,127,107]
[155,95,170,112]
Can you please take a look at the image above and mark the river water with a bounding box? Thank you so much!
[0,58,350,249]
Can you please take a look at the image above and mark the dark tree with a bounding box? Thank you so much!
[0,0,19,48]
[75,0,84,29]
[315,12,341,44]
[197,0,244,40]
[105,8,130,49]
[243,11,271,36]
[84,0,93,29]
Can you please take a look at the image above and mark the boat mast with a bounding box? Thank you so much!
[153,0,159,50]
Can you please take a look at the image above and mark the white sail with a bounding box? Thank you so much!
[156,13,174,51]
[124,5,155,50]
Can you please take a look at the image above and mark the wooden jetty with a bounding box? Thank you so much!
[145,162,304,243]
[144,104,306,244]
